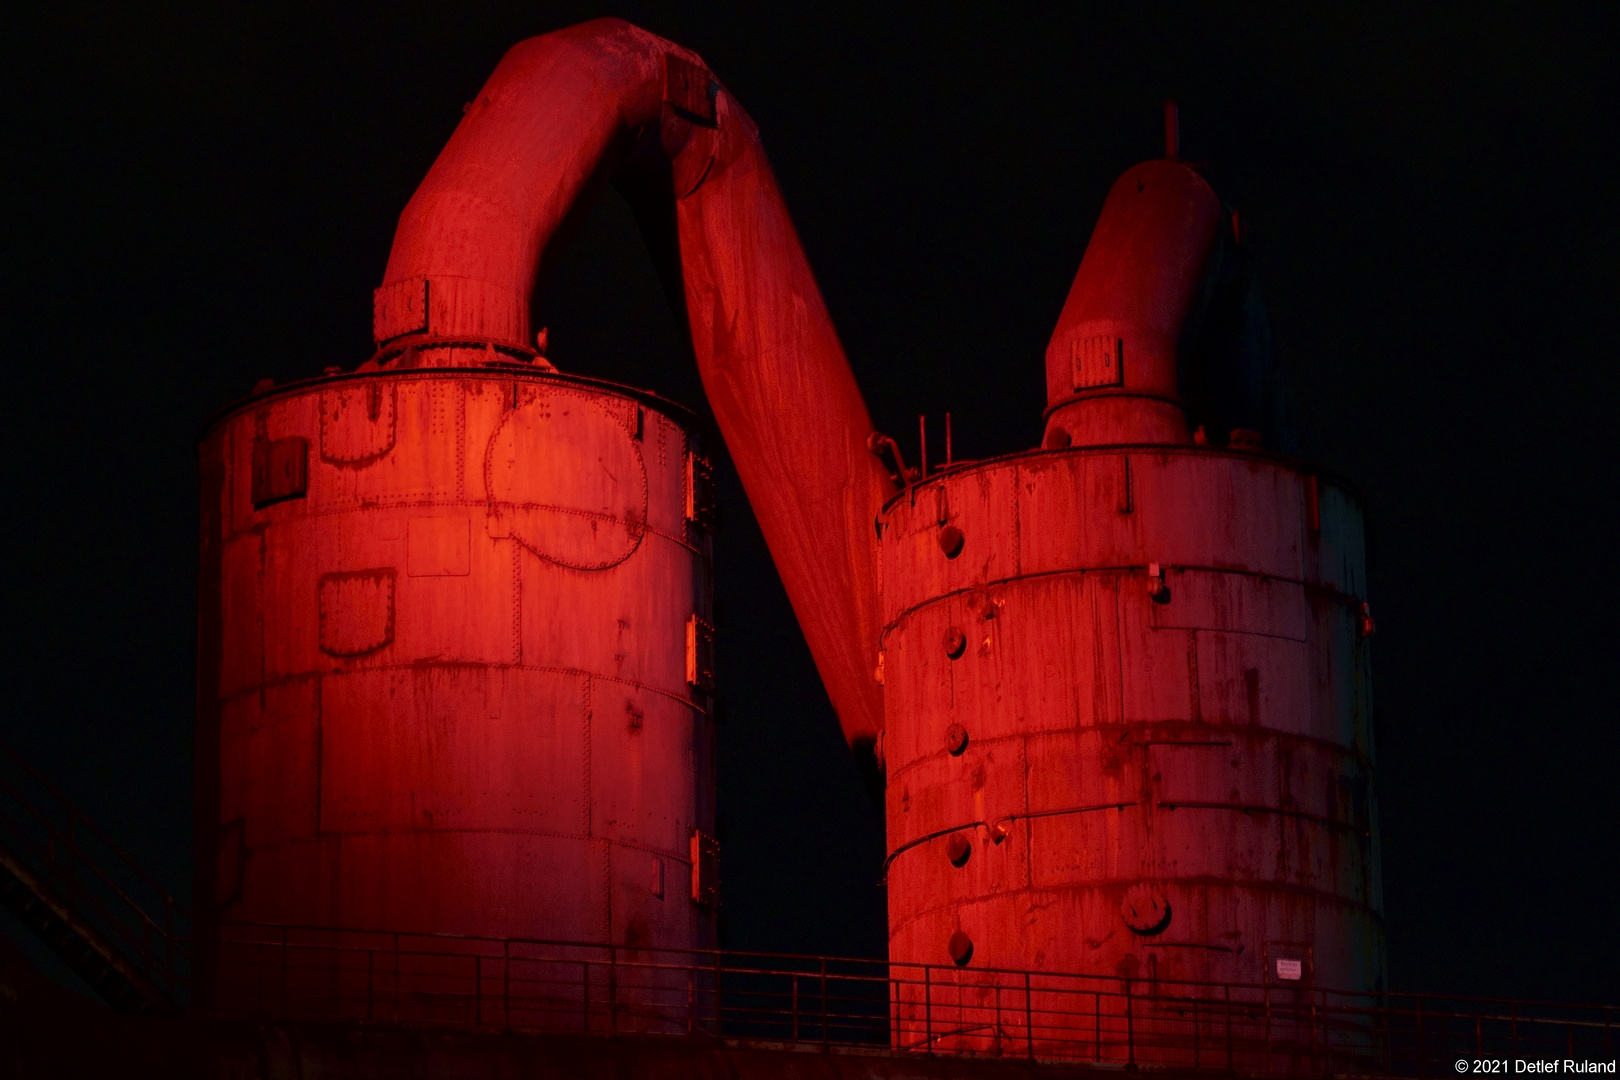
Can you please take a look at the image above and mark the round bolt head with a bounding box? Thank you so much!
[947,833,972,867]
[945,723,969,756]
[942,626,966,659]
[1120,883,1172,935]
[947,930,974,967]
[937,524,964,559]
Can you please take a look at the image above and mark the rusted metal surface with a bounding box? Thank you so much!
[194,16,1387,1047]
[877,446,1384,1047]
[194,367,717,1014]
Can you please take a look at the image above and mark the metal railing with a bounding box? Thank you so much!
[209,921,1617,1074]
[0,736,1612,1073]
[0,736,190,1005]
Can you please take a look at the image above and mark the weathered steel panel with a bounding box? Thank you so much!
[196,368,716,1019]
[879,448,1383,1043]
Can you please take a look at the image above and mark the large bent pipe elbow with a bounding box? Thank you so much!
[375,18,894,749]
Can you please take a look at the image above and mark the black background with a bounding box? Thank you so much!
[2,1,1615,1004]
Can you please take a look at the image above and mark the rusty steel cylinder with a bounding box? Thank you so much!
[878,448,1383,1053]
[194,365,717,1014]
[874,149,1383,1060]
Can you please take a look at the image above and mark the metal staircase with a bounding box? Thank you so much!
[0,736,187,1013]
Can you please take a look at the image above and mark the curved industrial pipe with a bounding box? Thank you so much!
[373,19,894,749]
[1042,159,1225,447]
[1043,148,1288,451]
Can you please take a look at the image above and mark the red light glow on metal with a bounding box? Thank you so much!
[196,18,1384,1047]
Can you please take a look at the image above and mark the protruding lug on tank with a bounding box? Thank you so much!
[1146,562,1171,604]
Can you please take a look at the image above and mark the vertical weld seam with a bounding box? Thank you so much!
[1274,734,1287,878]
[583,674,593,837]
[455,383,467,499]
[511,543,522,666]
[1012,465,1022,578]
[1090,576,1107,727]
[1110,576,1126,724]
[1022,736,1033,891]
[257,531,267,710]
[313,675,323,835]
[1187,629,1202,723]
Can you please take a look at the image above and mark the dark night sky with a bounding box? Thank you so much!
[2,2,1616,1005]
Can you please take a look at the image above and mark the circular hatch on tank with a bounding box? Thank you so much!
[485,389,649,570]
[1121,883,1172,936]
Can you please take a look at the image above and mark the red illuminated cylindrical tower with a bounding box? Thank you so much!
[193,18,1386,1053]
[194,364,717,1020]
[877,156,1384,1058]
[193,17,890,1026]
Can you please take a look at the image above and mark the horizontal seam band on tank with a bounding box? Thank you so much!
[879,563,1366,640]
[884,802,1138,877]
[214,662,705,715]
[881,786,1373,841]
[197,365,705,442]
[877,446,1369,516]
[884,725,1373,788]
[1152,800,1371,838]
[220,504,704,558]
[1041,388,1186,421]
[885,877,1383,941]
[238,827,693,867]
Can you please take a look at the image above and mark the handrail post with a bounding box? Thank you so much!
[891,975,899,1049]
[1225,983,1234,1075]
[995,982,1003,1055]
[1194,994,1201,1070]
[392,932,400,1024]
[1095,989,1101,1062]
[1265,981,1274,1067]
[791,972,799,1043]
[475,954,483,1027]
[608,944,617,1036]
[1126,978,1135,1069]
[1322,988,1332,1077]
[924,965,933,1052]
[582,961,590,1031]
[1024,971,1034,1060]
[280,924,289,1015]
[366,948,374,1021]
[502,939,510,1031]
[821,957,829,1049]
[1309,986,1319,1071]
[713,949,723,1036]
[1417,996,1425,1078]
